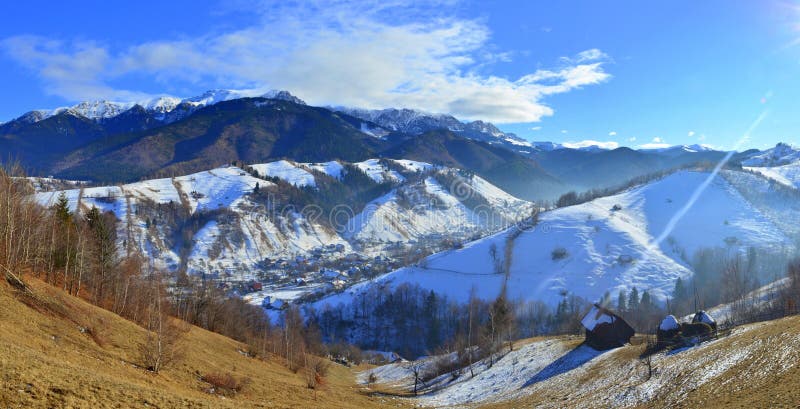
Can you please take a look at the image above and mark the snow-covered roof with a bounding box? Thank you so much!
[659,315,680,331]
[581,305,615,331]
[693,310,716,325]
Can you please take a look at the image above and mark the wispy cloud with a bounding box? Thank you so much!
[0,1,611,123]
[608,131,617,136]
[569,48,611,63]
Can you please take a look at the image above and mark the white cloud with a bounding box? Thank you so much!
[0,1,611,123]
[628,136,637,142]
[562,140,619,150]
[638,136,670,149]
[530,126,542,131]
[687,130,695,137]
[608,131,617,136]
[638,143,671,149]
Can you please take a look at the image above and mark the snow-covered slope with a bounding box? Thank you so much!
[346,175,529,244]
[317,171,795,309]
[739,143,800,191]
[742,142,800,167]
[34,160,530,290]
[743,161,800,190]
[35,165,344,275]
[352,159,406,183]
[250,160,316,187]
[302,161,345,179]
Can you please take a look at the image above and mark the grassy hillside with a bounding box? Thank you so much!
[362,315,800,408]
[485,316,800,409]
[0,276,407,408]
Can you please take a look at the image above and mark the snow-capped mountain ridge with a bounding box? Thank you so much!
[13,89,306,124]
[337,106,533,147]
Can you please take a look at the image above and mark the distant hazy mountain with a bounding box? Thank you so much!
[531,146,727,192]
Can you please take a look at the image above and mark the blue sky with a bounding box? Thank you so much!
[1,0,799,150]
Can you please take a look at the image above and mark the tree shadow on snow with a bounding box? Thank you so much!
[522,344,606,388]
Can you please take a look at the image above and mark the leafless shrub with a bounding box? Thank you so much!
[422,353,467,382]
[201,372,249,396]
[305,354,331,390]
[138,320,186,373]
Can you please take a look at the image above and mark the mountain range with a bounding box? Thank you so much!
[1,89,792,202]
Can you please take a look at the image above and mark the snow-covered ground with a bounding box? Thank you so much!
[317,171,796,308]
[303,161,344,180]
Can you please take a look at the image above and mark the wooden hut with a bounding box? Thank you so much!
[581,304,635,350]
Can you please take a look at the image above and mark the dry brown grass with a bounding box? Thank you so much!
[0,277,410,408]
[480,318,800,409]
[660,316,800,409]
